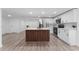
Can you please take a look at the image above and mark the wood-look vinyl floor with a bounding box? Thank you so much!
[1,31,79,51]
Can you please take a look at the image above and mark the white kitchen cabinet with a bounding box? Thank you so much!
[68,30,76,45]
[76,31,79,46]
[58,28,69,43]
[58,28,76,46]
[61,19,77,23]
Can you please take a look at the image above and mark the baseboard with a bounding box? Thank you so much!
[57,36,70,45]
[2,32,18,36]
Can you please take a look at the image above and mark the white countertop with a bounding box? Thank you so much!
[26,28,49,30]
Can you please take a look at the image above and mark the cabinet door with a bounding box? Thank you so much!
[63,30,69,43]
[69,30,76,45]
[58,29,69,43]
[60,30,66,41]
[58,29,64,40]
[58,29,61,38]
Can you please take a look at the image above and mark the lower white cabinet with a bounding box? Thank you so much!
[58,28,68,43]
[68,30,76,45]
[58,28,76,46]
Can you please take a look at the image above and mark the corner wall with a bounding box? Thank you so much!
[0,8,2,47]
[73,9,79,46]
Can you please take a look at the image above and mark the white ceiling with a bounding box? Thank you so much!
[2,8,72,19]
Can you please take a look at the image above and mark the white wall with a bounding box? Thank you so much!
[0,8,2,47]
[2,18,39,34]
[73,9,79,46]
[2,17,55,34]
[19,19,39,31]
[2,18,20,34]
[74,9,79,31]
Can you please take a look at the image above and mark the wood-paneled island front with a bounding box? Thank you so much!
[26,28,50,41]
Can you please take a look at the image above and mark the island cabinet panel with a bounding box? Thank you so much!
[26,30,49,41]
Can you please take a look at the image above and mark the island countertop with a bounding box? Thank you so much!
[26,28,49,30]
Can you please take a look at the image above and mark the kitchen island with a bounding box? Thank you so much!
[25,28,50,41]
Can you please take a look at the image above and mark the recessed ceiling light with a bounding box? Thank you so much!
[8,14,12,17]
[41,11,45,14]
[29,12,33,14]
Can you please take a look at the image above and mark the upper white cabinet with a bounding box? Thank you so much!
[56,9,77,23]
